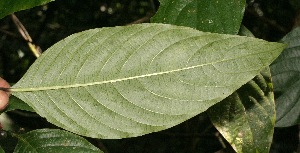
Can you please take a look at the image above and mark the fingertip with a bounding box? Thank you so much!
[0,77,10,111]
[0,92,9,111]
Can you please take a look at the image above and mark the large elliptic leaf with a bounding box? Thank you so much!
[271,27,300,127]
[208,67,275,153]
[151,0,246,34]
[11,23,285,139]
[0,0,54,20]
[13,129,103,153]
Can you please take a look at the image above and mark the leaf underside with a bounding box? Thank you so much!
[271,27,300,127]
[12,23,285,139]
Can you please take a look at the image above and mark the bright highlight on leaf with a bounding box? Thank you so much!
[11,23,285,139]
[208,67,276,153]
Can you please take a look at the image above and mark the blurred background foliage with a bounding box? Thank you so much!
[0,0,299,152]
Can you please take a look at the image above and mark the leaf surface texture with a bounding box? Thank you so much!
[12,23,285,138]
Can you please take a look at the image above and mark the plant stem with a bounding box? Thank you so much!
[0,87,10,92]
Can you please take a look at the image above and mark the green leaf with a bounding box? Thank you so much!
[11,23,285,139]
[271,27,300,127]
[0,146,4,153]
[238,25,255,38]
[151,0,246,34]
[2,96,35,113]
[13,129,103,153]
[0,0,54,20]
[208,67,275,153]
[207,24,276,152]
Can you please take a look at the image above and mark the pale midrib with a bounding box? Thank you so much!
[11,62,212,92]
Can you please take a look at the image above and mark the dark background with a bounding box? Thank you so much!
[0,0,299,152]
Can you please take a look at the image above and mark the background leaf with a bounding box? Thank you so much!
[207,25,276,152]
[0,146,4,153]
[271,27,300,127]
[151,0,246,34]
[208,67,275,153]
[0,0,55,20]
[11,23,285,139]
[2,96,35,113]
[13,129,103,153]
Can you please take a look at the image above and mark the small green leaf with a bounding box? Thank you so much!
[0,0,54,19]
[208,67,275,153]
[11,23,285,139]
[271,27,300,127]
[151,0,246,34]
[2,96,35,113]
[13,129,103,153]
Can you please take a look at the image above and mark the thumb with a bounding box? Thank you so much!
[0,77,10,111]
